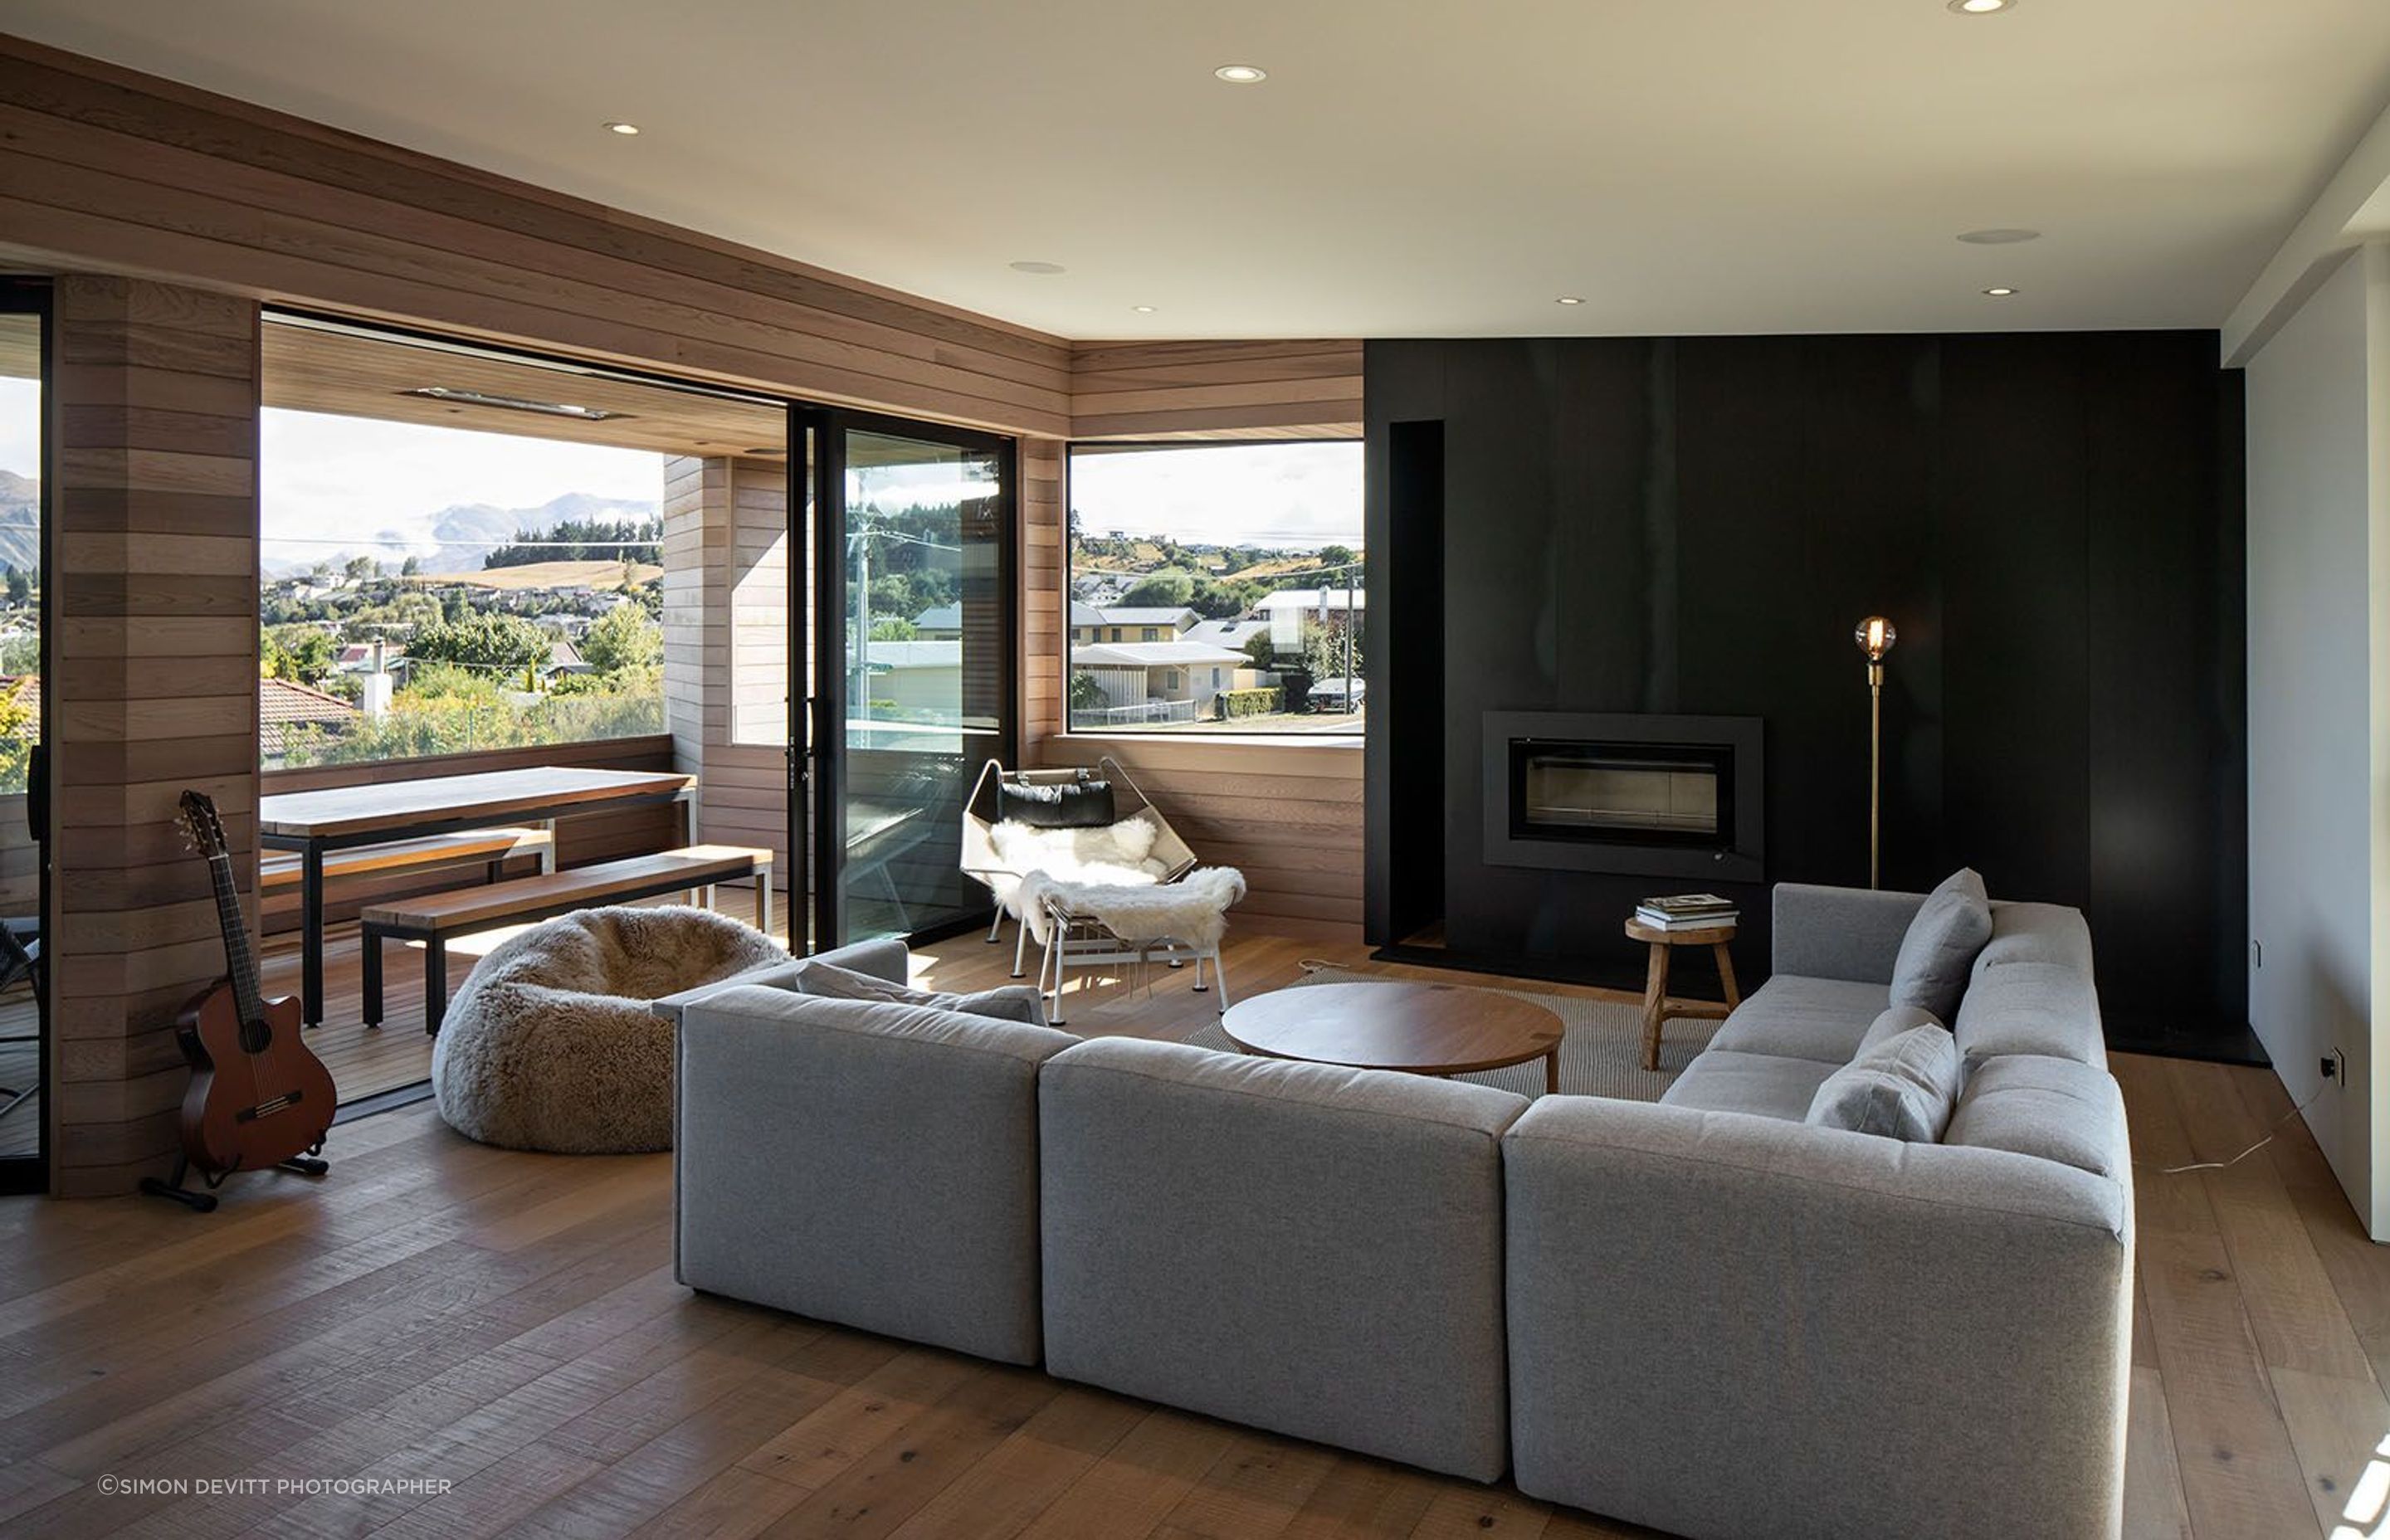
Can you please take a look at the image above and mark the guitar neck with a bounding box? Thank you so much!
[205,850,265,1025]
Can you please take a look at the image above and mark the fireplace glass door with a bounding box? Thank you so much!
[1510,741,1732,849]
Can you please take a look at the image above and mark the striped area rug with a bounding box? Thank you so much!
[1178,965,1719,1101]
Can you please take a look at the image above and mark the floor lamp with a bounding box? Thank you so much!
[1855,616,1896,889]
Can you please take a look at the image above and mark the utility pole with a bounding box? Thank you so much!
[1343,563,1356,708]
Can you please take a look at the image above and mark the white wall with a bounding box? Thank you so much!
[2246,247,2388,1234]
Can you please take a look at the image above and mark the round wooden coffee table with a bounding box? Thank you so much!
[1221,981,1566,1094]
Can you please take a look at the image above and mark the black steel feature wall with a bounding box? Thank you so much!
[1363,332,2247,1056]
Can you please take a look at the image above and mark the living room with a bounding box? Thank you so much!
[0,2,2382,1536]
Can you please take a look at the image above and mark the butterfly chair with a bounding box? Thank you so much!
[960,757,1197,979]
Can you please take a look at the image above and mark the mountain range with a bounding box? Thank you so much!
[0,470,35,574]
[262,490,658,577]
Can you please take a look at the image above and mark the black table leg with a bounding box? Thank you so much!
[301,844,324,1026]
[361,927,383,1027]
[423,941,446,1037]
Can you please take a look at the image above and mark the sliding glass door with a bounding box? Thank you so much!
[807,411,1013,946]
[0,286,46,1192]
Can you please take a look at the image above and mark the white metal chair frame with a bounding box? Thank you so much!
[959,755,1198,978]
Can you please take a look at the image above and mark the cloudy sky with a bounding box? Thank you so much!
[0,378,35,480]
[1069,441,1362,549]
[261,409,664,562]
[0,392,1365,557]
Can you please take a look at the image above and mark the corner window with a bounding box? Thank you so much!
[1067,441,1363,734]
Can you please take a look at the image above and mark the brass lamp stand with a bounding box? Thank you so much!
[1855,616,1897,889]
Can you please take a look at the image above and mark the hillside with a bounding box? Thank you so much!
[0,470,37,574]
[263,490,659,577]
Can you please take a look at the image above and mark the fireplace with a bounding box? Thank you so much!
[1482,712,1764,881]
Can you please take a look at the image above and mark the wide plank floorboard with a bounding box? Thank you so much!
[0,929,2375,1538]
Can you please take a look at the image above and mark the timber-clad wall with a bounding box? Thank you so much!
[1041,735,1363,939]
[51,275,261,1198]
[1069,340,1365,441]
[1,35,1375,1187]
[0,37,1072,436]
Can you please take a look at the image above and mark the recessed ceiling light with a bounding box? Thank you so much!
[1131,305,1158,314]
[1008,261,1066,275]
[1555,296,1586,305]
[602,120,641,135]
[1957,227,2040,245]
[1948,0,2013,12]
[1983,286,2017,297]
[1213,65,1268,84]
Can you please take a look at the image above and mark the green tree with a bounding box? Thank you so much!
[3,568,28,607]
[1301,619,1362,682]
[1068,671,1105,712]
[581,602,662,675]
[869,616,919,641]
[0,680,32,794]
[399,554,422,577]
[1242,631,1278,670]
[1315,543,1357,570]
[1120,569,1195,607]
[344,554,381,582]
[407,612,550,678]
[262,624,337,685]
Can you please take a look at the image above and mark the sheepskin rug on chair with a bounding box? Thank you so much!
[432,904,787,1153]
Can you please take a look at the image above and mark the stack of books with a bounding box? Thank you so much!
[1636,893,1739,930]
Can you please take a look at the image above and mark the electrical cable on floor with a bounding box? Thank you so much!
[2145,1084,2327,1175]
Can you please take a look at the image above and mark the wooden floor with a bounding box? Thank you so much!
[0,932,2376,1538]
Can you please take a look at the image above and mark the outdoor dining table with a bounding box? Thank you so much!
[258,766,698,1026]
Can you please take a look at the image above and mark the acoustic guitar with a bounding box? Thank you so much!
[149,789,334,1207]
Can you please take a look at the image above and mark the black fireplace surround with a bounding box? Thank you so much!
[1482,712,1764,882]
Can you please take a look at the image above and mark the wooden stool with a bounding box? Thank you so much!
[1625,916,1742,1070]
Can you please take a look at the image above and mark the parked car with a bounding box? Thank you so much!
[1309,677,1365,712]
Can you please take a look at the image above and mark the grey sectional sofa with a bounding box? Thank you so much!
[668,884,2131,1540]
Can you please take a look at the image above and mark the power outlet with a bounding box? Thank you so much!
[2324,1050,2349,1084]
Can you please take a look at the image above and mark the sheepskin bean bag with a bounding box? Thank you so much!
[432,904,788,1153]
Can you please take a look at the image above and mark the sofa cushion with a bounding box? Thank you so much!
[675,984,1078,1365]
[794,958,1047,1026]
[1974,901,2095,975]
[1889,869,1993,1021]
[1805,1025,1962,1142]
[1705,975,1894,1064]
[1857,1004,1946,1055]
[1039,1037,1524,1482]
[1953,960,2105,1071]
[1944,1055,2127,1181]
[1660,1050,1839,1123]
[646,935,911,1028]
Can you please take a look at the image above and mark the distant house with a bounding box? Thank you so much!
[1185,617,1271,654]
[862,638,962,716]
[1069,605,1199,645]
[912,602,964,639]
[1255,587,1365,652]
[1073,640,1258,719]
[544,639,592,679]
[257,677,363,758]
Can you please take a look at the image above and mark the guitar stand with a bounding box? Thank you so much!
[140,1148,329,1213]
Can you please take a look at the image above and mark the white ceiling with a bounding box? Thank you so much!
[9,0,2390,339]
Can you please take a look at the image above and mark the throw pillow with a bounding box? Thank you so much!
[997,777,1116,828]
[1856,1003,1945,1055]
[794,959,1049,1026]
[1806,1022,1963,1143]
[1889,868,1993,1021]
